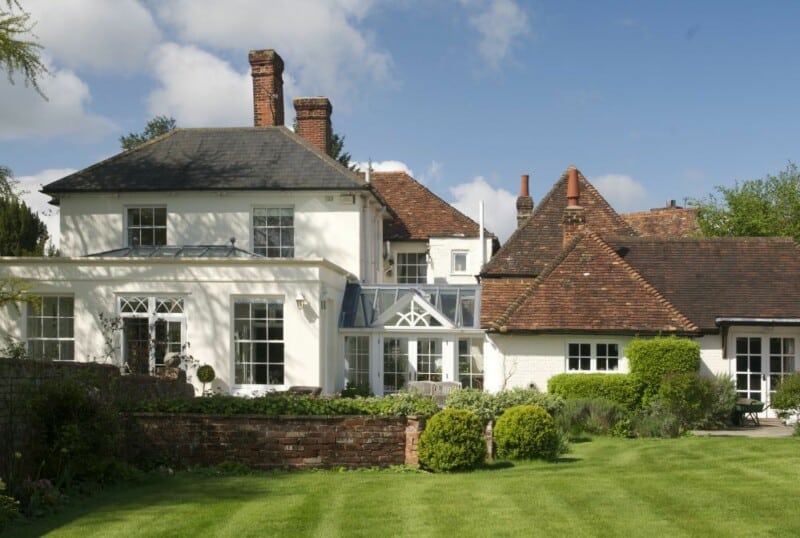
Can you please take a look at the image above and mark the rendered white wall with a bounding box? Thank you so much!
[428,237,490,284]
[0,258,348,395]
[57,191,377,278]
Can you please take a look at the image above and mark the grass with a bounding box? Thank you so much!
[6,436,800,537]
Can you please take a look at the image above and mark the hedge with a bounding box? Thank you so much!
[547,373,640,410]
[445,388,564,423]
[626,336,701,400]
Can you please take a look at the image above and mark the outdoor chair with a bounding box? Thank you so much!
[406,380,437,397]
[287,385,322,397]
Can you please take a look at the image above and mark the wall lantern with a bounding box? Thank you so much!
[295,293,307,310]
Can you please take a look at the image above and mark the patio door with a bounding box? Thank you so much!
[735,336,796,416]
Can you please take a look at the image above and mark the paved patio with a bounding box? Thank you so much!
[692,419,795,438]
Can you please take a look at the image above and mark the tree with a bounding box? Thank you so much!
[690,162,800,241]
[330,131,355,170]
[119,115,177,151]
[0,0,48,97]
[0,165,47,256]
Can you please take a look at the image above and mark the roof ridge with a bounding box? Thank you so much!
[586,231,699,332]
[372,170,495,238]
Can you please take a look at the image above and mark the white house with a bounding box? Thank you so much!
[0,50,494,397]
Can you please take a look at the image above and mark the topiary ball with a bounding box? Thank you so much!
[417,408,486,472]
[196,364,216,384]
[494,404,560,461]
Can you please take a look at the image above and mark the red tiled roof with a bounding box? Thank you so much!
[479,277,535,328]
[487,232,698,334]
[482,168,636,277]
[622,206,699,237]
[370,171,492,241]
[608,236,800,330]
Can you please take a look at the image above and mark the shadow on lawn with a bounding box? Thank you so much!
[6,470,296,537]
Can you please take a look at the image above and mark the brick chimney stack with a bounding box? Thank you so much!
[516,174,534,228]
[249,49,285,127]
[294,97,332,155]
[563,166,586,246]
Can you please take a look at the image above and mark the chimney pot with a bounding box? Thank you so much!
[515,173,534,228]
[566,166,580,207]
[294,97,333,155]
[249,49,285,127]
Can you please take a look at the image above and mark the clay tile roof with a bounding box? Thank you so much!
[622,205,699,237]
[482,168,636,277]
[486,231,699,334]
[370,171,494,241]
[608,236,800,330]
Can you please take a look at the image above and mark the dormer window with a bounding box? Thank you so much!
[253,207,294,258]
[127,207,167,247]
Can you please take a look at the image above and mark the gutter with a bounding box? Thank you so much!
[715,317,800,326]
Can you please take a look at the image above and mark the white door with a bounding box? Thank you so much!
[734,336,796,416]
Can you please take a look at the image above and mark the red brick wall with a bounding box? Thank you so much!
[124,413,423,469]
[293,97,332,155]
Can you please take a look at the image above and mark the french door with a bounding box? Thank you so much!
[381,337,445,394]
[735,336,796,415]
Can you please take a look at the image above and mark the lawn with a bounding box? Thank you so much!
[7,436,800,537]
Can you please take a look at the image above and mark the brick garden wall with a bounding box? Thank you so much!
[0,358,194,479]
[124,413,425,469]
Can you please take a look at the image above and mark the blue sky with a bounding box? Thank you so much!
[2,0,799,246]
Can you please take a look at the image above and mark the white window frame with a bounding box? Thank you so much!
[395,252,428,284]
[26,295,74,361]
[252,207,294,258]
[451,250,469,275]
[232,297,285,390]
[125,206,167,247]
[344,335,370,387]
[458,337,484,389]
[118,296,187,375]
[566,342,621,372]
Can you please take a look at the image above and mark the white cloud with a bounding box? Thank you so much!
[591,173,650,213]
[418,160,443,184]
[16,168,76,250]
[450,176,517,241]
[0,59,115,140]
[354,160,414,176]
[157,0,393,107]
[25,0,161,72]
[462,0,530,69]
[147,43,253,126]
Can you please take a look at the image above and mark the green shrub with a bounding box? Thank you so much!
[494,405,561,460]
[445,388,563,423]
[627,336,701,401]
[555,398,631,438]
[772,372,800,414]
[128,392,438,417]
[29,378,121,487]
[0,479,19,531]
[629,404,681,438]
[656,372,714,431]
[417,409,486,472]
[548,373,640,410]
[341,382,373,398]
[699,374,737,428]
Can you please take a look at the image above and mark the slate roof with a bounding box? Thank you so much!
[607,236,800,331]
[482,168,636,277]
[622,206,699,237]
[369,171,496,241]
[42,127,369,195]
[488,232,698,334]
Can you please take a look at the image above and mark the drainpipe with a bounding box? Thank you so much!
[479,200,486,266]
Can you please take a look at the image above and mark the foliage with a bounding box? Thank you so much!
[119,115,177,151]
[555,398,631,438]
[655,372,715,432]
[0,478,19,530]
[330,131,356,170]
[92,312,123,365]
[128,392,438,417]
[772,372,800,415]
[494,405,561,461]
[0,167,48,255]
[690,162,800,241]
[629,404,681,438]
[699,374,737,428]
[1,336,27,359]
[196,365,215,384]
[626,336,701,402]
[445,387,563,423]
[417,409,486,472]
[548,373,640,410]
[0,1,48,96]
[340,382,372,398]
[28,378,121,487]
